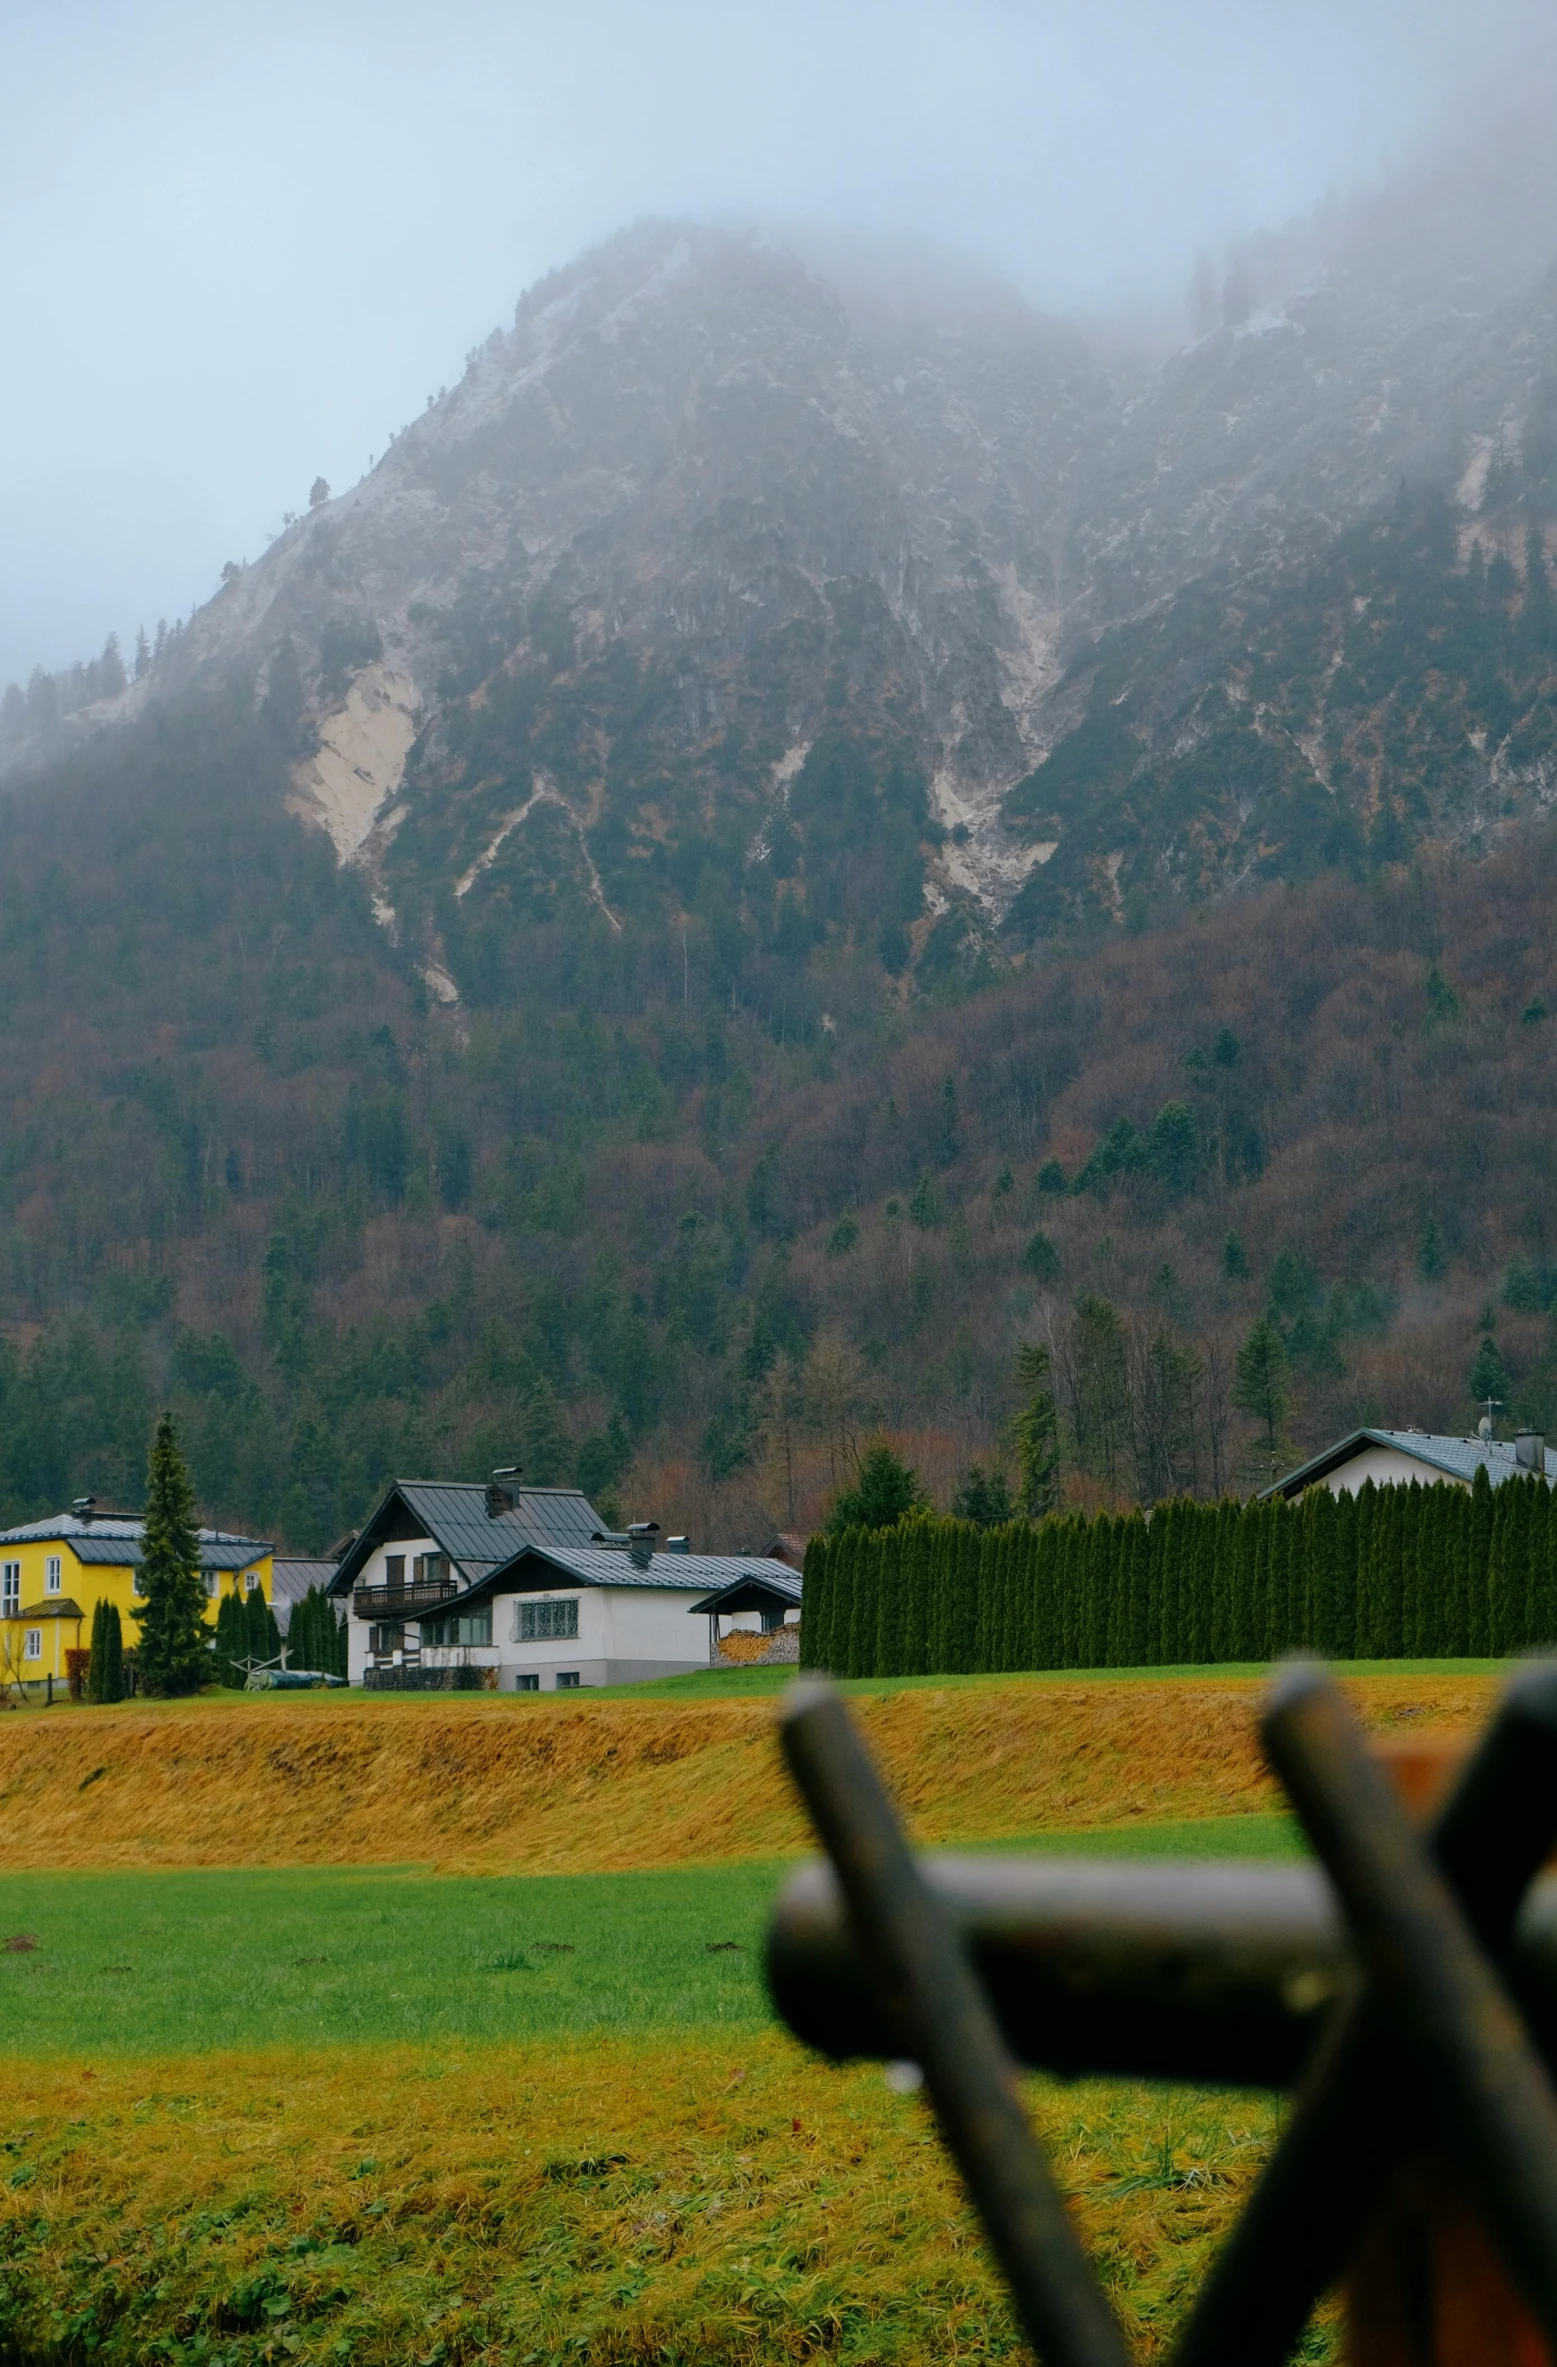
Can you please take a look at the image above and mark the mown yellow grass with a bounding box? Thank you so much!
[0,1674,1492,1873]
[0,2032,1318,2364]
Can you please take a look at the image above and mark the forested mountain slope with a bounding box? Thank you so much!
[3,717,1556,1550]
[3,138,1557,1548]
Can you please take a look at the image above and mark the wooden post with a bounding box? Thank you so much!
[1347,1733,1554,2365]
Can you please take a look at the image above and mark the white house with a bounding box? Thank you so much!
[329,1474,800,1689]
[1264,1426,1557,1502]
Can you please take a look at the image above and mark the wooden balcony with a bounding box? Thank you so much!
[351,1577,459,1620]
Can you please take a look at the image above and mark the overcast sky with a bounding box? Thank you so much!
[0,0,1544,688]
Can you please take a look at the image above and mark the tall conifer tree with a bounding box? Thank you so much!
[1514,1477,1542,1647]
[799,1534,831,1671]
[1127,1515,1151,1666]
[86,1598,106,1703]
[1353,1483,1377,1657]
[900,1516,923,1671]
[1468,1464,1494,1653]
[99,1603,125,1702]
[1331,1487,1358,1656]
[137,1414,208,1695]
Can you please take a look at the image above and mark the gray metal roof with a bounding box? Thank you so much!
[330,1480,607,1594]
[1264,1428,1557,1501]
[271,1558,340,1627]
[441,1545,800,1610]
[687,1569,804,1615]
[0,1513,270,1570]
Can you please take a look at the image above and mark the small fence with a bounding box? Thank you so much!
[362,1665,489,1692]
[772,1662,1557,2364]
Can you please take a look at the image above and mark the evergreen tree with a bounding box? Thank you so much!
[867,1525,894,1677]
[214,1587,243,1686]
[1489,1474,1533,1655]
[1381,1485,1408,1658]
[1525,1479,1551,1651]
[1468,1464,1494,1654]
[1011,1343,1061,1517]
[1303,1488,1336,1654]
[86,1599,106,1703]
[952,1523,982,1672]
[136,1413,208,1695]
[1442,1484,1469,1657]
[1234,1316,1290,1477]
[284,1588,309,1672]
[899,1515,932,1675]
[1187,1503,1216,1663]
[99,1603,125,1703]
[1206,1499,1234,1661]
[1352,1482,1379,1657]
[951,1466,1017,1527]
[1469,1333,1511,1415]
[1267,1498,1295,1657]
[1523,1486,1552,1656]
[1033,1520,1061,1669]
[1333,1487,1359,1657]
[1128,1514,1153,1666]
[847,1524,870,1675]
[826,1443,925,1534]
[926,1522,955,1672]
[800,1534,831,1671]
[1056,1517,1082,1667]
[1410,1486,1439,1657]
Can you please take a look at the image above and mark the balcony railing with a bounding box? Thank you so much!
[351,1577,460,1620]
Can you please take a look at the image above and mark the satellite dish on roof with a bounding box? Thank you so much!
[1478,1416,1493,1440]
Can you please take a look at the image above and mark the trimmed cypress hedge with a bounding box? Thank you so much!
[799,1468,1545,1674]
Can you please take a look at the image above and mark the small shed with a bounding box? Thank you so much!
[688,1568,803,1644]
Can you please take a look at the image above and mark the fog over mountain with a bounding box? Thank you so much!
[2,0,1550,684]
[11,99,1557,958]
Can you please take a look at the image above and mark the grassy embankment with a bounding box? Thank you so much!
[0,1665,1494,1871]
[0,1670,1496,2362]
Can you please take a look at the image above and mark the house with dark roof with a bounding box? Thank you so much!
[328,1475,800,1689]
[1263,1426,1557,1502]
[0,1504,272,1689]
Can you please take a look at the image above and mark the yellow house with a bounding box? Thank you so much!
[0,1499,273,1689]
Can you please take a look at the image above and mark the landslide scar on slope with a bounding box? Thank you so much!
[287,664,420,866]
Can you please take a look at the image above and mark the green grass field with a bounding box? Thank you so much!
[576,1655,1506,1700]
[0,1812,1302,2057]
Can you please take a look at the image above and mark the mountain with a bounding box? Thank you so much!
[3,148,1557,1549]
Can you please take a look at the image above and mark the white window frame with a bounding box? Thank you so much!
[244,1570,260,1595]
[23,1629,41,1662]
[2,1563,19,1617]
[203,1569,218,1597]
[44,1556,61,1595]
[516,1597,579,1642]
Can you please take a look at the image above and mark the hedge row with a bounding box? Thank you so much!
[800,1467,1556,1674]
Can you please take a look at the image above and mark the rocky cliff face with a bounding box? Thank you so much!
[24,146,1557,1000]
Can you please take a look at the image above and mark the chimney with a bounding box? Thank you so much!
[485,1465,520,1519]
[72,1496,96,1524]
[628,1520,659,1571]
[1516,1430,1546,1474]
[664,1535,690,1555]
